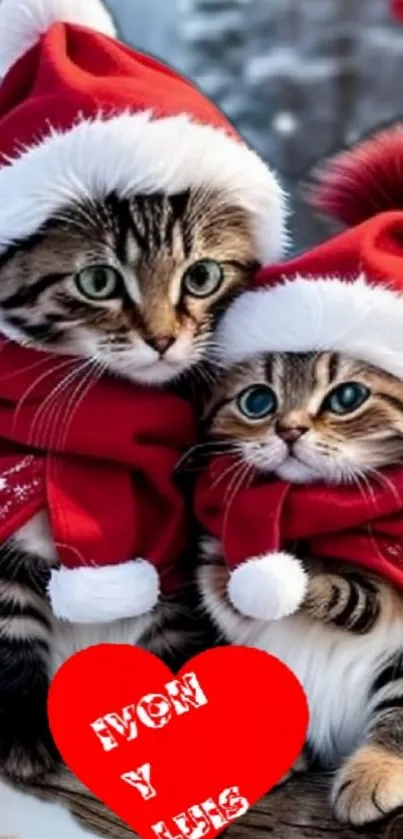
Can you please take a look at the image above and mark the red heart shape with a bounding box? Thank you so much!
[48,645,308,839]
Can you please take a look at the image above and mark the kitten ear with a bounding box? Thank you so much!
[169,191,191,221]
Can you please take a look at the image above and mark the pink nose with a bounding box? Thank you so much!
[275,424,308,444]
[145,336,175,355]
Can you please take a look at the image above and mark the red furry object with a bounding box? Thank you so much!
[307,125,403,226]
[392,0,403,20]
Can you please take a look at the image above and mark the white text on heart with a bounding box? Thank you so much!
[90,672,207,752]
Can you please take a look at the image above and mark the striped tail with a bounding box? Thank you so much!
[0,542,59,780]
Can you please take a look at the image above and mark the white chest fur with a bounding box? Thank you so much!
[235,614,403,766]
[50,613,154,676]
[251,617,371,765]
[201,562,403,768]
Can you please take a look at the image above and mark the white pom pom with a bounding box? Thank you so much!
[49,559,160,624]
[0,0,117,77]
[228,552,308,621]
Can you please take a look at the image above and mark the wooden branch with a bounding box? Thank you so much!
[228,773,394,838]
[24,769,401,839]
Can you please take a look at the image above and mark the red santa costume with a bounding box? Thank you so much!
[196,126,403,621]
[0,0,286,625]
[0,340,197,624]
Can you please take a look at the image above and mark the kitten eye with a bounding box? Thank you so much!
[321,382,370,415]
[182,259,224,298]
[75,265,123,301]
[237,385,278,421]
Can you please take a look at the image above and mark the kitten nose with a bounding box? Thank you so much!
[145,335,175,355]
[275,422,308,443]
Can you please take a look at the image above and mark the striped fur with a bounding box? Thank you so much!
[0,190,256,386]
[199,351,403,827]
[0,190,254,782]
[0,538,58,781]
[0,521,202,783]
[302,560,381,634]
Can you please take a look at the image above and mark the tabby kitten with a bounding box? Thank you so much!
[199,351,403,827]
[0,188,257,781]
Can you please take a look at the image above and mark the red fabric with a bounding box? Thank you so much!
[253,211,403,293]
[0,21,237,166]
[195,455,403,592]
[392,0,403,20]
[308,126,403,227]
[0,340,196,593]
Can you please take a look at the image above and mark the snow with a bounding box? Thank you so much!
[272,112,299,136]
[0,779,106,839]
[107,0,401,251]
[247,52,340,83]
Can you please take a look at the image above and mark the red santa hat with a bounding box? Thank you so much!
[392,0,403,21]
[0,0,286,263]
[216,126,403,376]
[208,126,403,620]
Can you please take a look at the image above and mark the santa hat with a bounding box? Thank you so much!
[0,0,286,262]
[210,126,403,620]
[392,0,403,21]
[216,126,403,376]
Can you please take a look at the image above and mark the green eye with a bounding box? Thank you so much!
[237,385,278,421]
[322,382,370,415]
[75,265,123,300]
[182,259,224,298]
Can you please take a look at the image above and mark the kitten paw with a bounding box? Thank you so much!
[332,744,403,826]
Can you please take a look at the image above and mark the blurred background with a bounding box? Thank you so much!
[105,0,403,253]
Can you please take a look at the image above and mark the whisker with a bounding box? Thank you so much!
[52,359,104,452]
[62,360,106,444]
[176,438,234,471]
[366,467,403,508]
[0,353,66,383]
[12,358,80,434]
[27,359,92,448]
[223,461,255,534]
[211,454,245,490]
[349,469,378,507]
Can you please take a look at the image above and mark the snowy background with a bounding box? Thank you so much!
[105,0,403,253]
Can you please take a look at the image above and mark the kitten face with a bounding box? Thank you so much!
[0,190,257,385]
[206,352,403,484]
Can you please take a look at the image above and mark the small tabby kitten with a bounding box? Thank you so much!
[0,188,257,781]
[199,351,403,827]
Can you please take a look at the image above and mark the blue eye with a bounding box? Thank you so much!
[322,382,370,415]
[237,385,278,420]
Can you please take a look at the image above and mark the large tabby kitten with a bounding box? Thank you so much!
[199,351,403,827]
[0,188,257,781]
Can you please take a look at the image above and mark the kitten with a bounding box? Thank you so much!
[198,351,403,827]
[0,188,257,781]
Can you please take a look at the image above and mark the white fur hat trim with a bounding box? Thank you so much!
[48,558,160,624]
[228,552,308,621]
